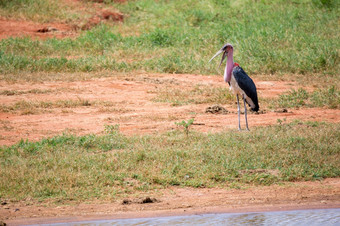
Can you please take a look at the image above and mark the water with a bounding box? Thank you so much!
[46,208,340,226]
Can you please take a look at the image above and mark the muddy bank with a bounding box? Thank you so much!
[2,178,340,225]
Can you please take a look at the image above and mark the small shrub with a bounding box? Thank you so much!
[175,118,195,136]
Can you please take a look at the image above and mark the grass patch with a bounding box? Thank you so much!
[0,87,86,96]
[1,122,339,202]
[0,98,115,114]
[273,86,340,109]
[0,88,57,96]
[0,0,338,82]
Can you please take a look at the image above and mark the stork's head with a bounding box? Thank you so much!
[209,43,233,67]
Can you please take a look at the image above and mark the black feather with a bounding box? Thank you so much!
[232,66,259,112]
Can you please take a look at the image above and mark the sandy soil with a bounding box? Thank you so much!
[1,73,339,146]
[1,178,340,225]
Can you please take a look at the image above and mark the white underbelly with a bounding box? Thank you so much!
[229,75,255,109]
[229,75,243,95]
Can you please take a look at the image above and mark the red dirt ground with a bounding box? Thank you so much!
[1,73,339,146]
[0,18,76,40]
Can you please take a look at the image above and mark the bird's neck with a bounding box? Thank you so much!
[224,51,234,83]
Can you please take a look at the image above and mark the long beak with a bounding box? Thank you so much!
[209,49,223,63]
[209,49,227,67]
[219,51,227,67]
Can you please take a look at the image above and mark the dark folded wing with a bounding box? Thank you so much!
[232,66,259,111]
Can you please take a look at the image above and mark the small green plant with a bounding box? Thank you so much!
[175,118,195,136]
[277,118,287,125]
[104,124,120,135]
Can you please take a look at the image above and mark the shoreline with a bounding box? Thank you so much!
[3,178,340,225]
[5,203,340,225]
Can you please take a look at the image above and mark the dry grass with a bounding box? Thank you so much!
[153,84,234,106]
[0,98,117,115]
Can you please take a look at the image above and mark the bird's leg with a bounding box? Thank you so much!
[236,94,241,131]
[243,95,249,131]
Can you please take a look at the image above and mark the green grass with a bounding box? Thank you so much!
[1,121,339,202]
[0,0,339,82]
[273,86,340,109]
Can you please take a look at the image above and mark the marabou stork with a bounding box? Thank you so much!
[209,43,259,131]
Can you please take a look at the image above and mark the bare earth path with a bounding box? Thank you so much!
[1,73,339,224]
